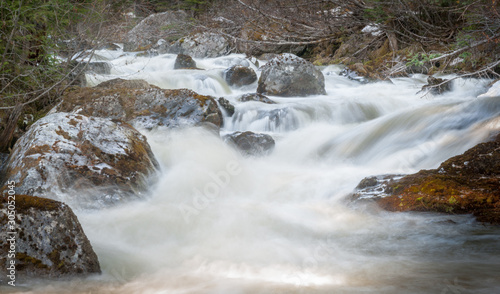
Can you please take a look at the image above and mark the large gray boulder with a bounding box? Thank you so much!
[56,79,223,130]
[168,32,231,58]
[124,11,188,52]
[0,194,100,280]
[1,112,159,208]
[257,53,326,97]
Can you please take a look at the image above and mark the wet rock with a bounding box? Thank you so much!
[218,98,235,117]
[237,93,276,104]
[340,65,371,84]
[257,53,326,97]
[355,135,500,224]
[356,176,379,190]
[168,32,230,58]
[224,65,257,87]
[124,11,188,52]
[174,54,197,69]
[224,131,275,156]
[1,113,159,208]
[350,174,405,202]
[55,78,223,130]
[0,195,100,279]
[421,76,452,95]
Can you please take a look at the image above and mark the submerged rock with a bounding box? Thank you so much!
[340,65,371,84]
[224,65,257,87]
[0,195,100,279]
[353,134,500,224]
[257,53,326,97]
[1,113,159,207]
[168,32,230,58]
[224,131,275,156]
[174,54,197,69]
[237,93,276,104]
[55,79,223,130]
[421,76,452,95]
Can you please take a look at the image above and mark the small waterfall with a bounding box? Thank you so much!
[27,50,500,294]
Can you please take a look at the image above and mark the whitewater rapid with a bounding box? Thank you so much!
[16,50,500,293]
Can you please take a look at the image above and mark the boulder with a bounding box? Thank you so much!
[1,112,159,208]
[218,98,235,117]
[224,65,257,87]
[55,79,223,130]
[237,93,276,104]
[352,134,500,224]
[224,131,275,156]
[174,54,197,69]
[0,194,100,279]
[124,11,188,52]
[257,53,326,97]
[168,32,231,58]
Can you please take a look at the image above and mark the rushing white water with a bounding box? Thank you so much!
[13,50,500,293]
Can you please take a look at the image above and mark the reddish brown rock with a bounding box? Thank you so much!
[358,135,500,224]
[56,78,223,129]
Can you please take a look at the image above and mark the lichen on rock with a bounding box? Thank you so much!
[0,195,100,280]
[352,134,500,224]
[257,53,326,97]
[56,78,223,130]
[1,112,159,208]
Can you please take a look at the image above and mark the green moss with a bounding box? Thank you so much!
[16,252,48,269]
[3,194,62,213]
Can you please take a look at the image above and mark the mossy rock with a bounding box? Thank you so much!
[56,78,223,130]
[372,134,500,224]
[174,54,197,69]
[1,112,160,208]
[0,195,100,279]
